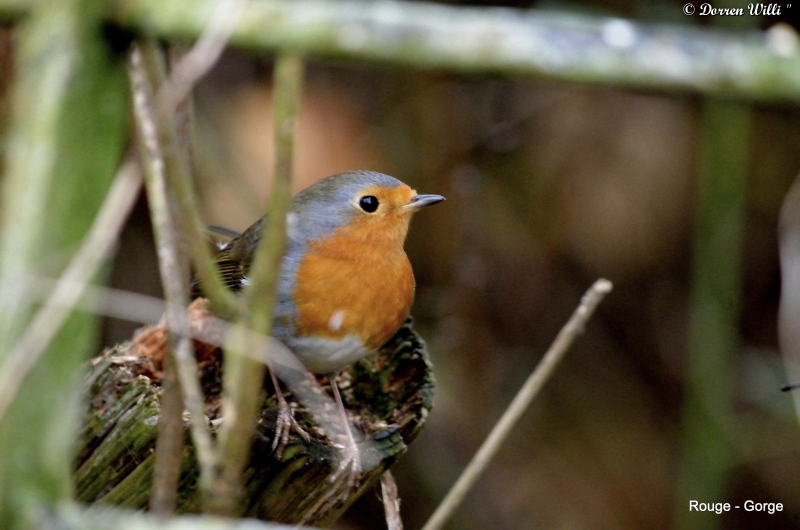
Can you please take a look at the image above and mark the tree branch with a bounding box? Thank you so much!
[422,279,613,530]
[148,44,196,515]
[675,100,750,530]
[73,0,800,102]
[135,39,240,321]
[212,54,305,516]
[0,1,794,99]
[130,42,218,497]
[130,1,247,507]
[779,170,800,425]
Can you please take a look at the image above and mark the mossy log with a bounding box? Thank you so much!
[74,300,434,526]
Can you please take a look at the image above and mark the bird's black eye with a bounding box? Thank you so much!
[359,195,379,213]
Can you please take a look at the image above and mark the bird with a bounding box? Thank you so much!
[196,170,444,484]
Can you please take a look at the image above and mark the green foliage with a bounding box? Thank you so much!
[0,0,129,527]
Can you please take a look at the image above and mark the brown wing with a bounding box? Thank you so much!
[191,219,264,299]
[190,246,248,299]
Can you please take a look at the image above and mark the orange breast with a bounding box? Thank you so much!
[293,219,415,350]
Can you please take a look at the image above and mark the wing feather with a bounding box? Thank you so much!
[191,244,248,299]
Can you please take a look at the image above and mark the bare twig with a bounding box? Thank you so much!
[15,278,168,328]
[421,279,613,530]
[0,160,142,422]
[149,44,200,514]
[161,0,247,111]
[0,274,354,417]
[213,53,305,515]
[152,0,247,321]
[3,272,386,470]
[381,471,403,530]
[130,1,250,502]
[0,276,264,363]
[131,43,217,497]
[135,41,240,321]
[151,349,185,514]
[130,0,247,508]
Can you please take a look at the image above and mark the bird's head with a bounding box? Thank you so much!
[290,171,445,248]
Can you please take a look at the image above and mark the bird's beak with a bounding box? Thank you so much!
[404,194,446,211]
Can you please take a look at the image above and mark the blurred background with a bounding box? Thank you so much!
[49,1,800,529]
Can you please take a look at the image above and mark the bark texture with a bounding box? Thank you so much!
[74,300,434,526]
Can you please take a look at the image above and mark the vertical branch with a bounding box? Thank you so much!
[778,172,800,424]
[150,351,185,515]
[130,43,217,499]
[150,348,184,515]
[675,101,751,529]
[133,2,246,511]
[676,4,753,527]
[244,55,304,322]
[212,54,305,516]
[149,46,195,515]
[135,40,240,321]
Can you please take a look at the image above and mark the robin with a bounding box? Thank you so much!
[199,170,444,482]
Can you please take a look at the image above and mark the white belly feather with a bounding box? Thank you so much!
[287,334,372,374]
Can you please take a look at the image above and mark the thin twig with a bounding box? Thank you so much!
[0,276,269,364]
[0,275,333,400]
[147,0,247,321]
[149,44,199,514]
[3,273,386,466]
[135,41,240,321]
[151,348,185,514]
[421,279,613,530]
[161,0,247,111]
[131,43,217,496]
[131,0,247,506]
[381,471,403,530]
[213,53,305,515]
[0,160,142,422]
[155,0,246,320]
